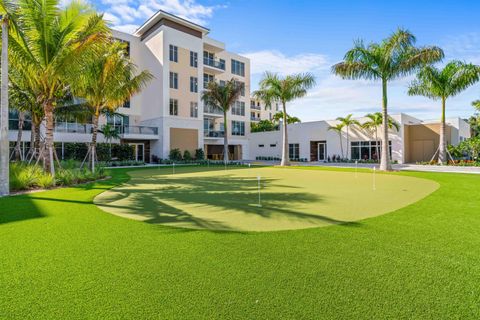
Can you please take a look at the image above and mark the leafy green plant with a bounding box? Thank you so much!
[169,149,182,161]
[36,174,55,189]
[183,150,192,161]
[195,149,205,160]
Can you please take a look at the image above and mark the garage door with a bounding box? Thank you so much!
[412,140,435,162]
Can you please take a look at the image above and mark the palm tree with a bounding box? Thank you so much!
[332,29,444,170]
[71,41,152,172]
[202,79,244,164]
[6,0,108,178]
[100,123,120,161]
[361,112,400,162]
[0,12,9,196]
[408,61,480,164]
[472,100,480,112]
[328,123,346,158]
[253,72,316,166]
[272,111,301,124]
[336,114,360,159]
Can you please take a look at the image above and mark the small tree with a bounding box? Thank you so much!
[99,123,120,161]
[202,79,244,164]
[361,112,400,162]
[328,123,345,159]
[336,114,360,160]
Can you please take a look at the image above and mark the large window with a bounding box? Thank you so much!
[203,73,214,87]
[190,76,198,93]
[289,143,300,160]
[350,141,392,161]
[169,99,178,116]
[231,59,245,77]
[231,101,245,116]
[169,72,178,89]
[235,80,245,96]
[231,121,245,136]
[190,102,198,118]
[190,51,198,67]
[169,45,178,62]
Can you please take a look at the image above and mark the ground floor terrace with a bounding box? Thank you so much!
[1,165,479,318]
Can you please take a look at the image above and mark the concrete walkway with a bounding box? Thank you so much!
[248,160,480,175]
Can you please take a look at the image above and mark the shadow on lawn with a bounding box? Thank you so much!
[96,173,355,231]
[0,194,45,225]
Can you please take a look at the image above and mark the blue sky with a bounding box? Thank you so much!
[88,0,480,121]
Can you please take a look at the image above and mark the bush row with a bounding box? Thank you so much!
[55,143,134,161]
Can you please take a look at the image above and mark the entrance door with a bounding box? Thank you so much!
[129,143,145,162]
[317,142,326,161]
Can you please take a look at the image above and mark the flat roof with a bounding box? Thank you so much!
[134,10,210,38]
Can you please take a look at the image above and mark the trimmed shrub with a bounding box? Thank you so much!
[183,150,192,161]
[195,148,205,160]
[169,148,182,161]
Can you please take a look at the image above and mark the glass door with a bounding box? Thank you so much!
[317,143,326,161]
[129,143,145,162]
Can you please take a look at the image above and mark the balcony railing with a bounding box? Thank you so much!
[204,130,225,138]
[203,57,225,70]
[119,125,158,135]
[250,104,261,110]
[250,116,261,121]
[9,119,33,131]
[55,122,93,134]
[204,104,223,115]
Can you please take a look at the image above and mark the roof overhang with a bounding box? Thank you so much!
[134,10,209,39]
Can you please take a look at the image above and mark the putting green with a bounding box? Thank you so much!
[94,166,439,232]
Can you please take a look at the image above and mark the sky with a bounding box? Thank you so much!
[87,0,480,122]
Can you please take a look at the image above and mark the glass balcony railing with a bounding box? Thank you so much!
[204,130,225,138]
[119,125,158,135]
[204,104,224,115]
[55,122,93,134]
[250,116,261,121]
[203,57,225,70]
[250,104,261,110]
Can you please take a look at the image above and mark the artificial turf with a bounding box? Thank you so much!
[0,166,479,319]
[95,166,438,231]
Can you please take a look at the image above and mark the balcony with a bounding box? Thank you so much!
[55,122,93,134]
[204,104,224,117]
[250,104,261,111]
[203,57,225,72]
[204,130,225,138]
[250,116,261,122]
[119,125,158,136]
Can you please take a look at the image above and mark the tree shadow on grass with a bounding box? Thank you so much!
[0,195,45,225]
[96,174,359,231]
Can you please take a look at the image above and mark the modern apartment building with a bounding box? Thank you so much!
[250,113,471,164]
[249,99,281,122]
[8,10,251,162]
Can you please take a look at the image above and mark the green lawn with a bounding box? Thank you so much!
[1,166,479,319]
[95,167,438,231]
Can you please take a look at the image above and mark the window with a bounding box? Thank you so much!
[231,121,245,136]
[169,72,178,89]
[203,73,214,87]
[190,102,198,118]
[231,59,245,76]
[122,100,130,109]
[169,99,178,116]
[270,144,277,147]
[235,80,245,96]
[289,143,300,160]
[276,103,279,111]
[219,80,226,87]
[190,51,198,67]
[258,144,265,148]
[350,141,392,160]
[169,45,178,62]
[232,101,245,116]
[190,77,198,93]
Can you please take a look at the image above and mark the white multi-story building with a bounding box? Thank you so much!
[8,10,251,162]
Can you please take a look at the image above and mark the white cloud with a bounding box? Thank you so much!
[243,50,329,75]
[101,0,220,33]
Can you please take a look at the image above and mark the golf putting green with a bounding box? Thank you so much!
[95,166,439,232]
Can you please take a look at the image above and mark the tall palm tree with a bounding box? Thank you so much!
[71,41,152,172]
[472,100,480,112]
[100,123,120,161]
[202,79,244,164]
[6,0,108,178]
[408,61,480,164]
[361,112,400,162]
[332,29,444,170]
[253,72,316,166]
[328,123,345,158]
[336,114,360,159]
[0,12,9,196]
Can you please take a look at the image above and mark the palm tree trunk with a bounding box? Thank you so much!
[15,111,25,161]
[91,114,99,173]
[380,79,392,171]
[0,17,9,196]
[44,102,56,179]
[280,102,290,166]
[346,126,349,160]
[375,129,379,163]
[223,111,229,165]
[32,116,41,160]
[339,132,344,158]
[438,97,447,165]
